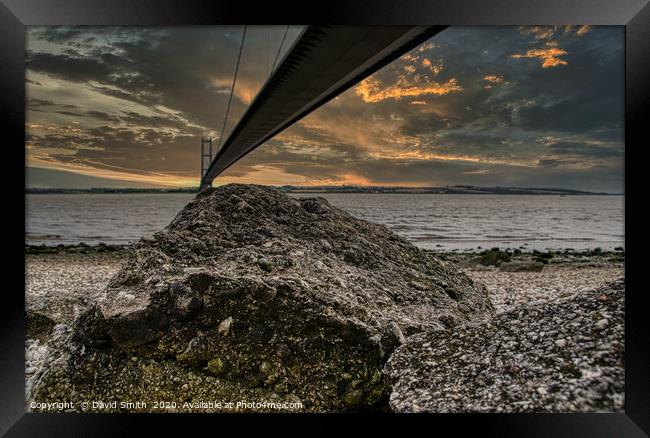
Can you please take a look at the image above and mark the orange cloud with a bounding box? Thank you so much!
[368,149,536,167]
[211,76,263,105]
[421,58,443,75]
[483,74,504,83]
[520,26,556,40]
[400,53,419,62]
[355,77,463,103]
[483,74,504,89]
[511,44,568,68]
[519,25,592,40]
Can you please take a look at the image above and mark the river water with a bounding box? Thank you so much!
[25,193,624,251]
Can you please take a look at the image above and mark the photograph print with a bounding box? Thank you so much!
[24,24,625,413]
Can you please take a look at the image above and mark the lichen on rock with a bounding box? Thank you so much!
[28,184,493,412]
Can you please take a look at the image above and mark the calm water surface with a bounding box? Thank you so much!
[26,193,624,251]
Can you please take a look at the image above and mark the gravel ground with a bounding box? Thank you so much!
[465,263,624,313]
[26,253,123,324]
[25,252,125,390]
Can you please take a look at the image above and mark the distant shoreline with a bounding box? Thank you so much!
[26,185,621,196]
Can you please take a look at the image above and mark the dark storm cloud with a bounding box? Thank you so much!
[366,26,623,142]
[27,52,113,82]
[26,25,623,190]
[27,98,77,111]
[547,141,623,158]
[28,26,251,126]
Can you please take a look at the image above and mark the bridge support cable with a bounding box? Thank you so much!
[271,25,290,73]
[217,25,247,152]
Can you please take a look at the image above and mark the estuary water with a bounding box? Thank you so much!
[26,193,624,251]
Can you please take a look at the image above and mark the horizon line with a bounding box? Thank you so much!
[25,184,623,195]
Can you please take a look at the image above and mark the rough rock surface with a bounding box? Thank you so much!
[26,311,56,342]
[29,184,492,412]
[385,279,624,412]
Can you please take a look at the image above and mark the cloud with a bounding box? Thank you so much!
[27,52,114,82]
[511,43,569,68]
[421,58,443,75]
[483,74,504,83]
[518,25,592,40]
[355,77,463,103]
[520,26,557,40]
[482,74,505,89]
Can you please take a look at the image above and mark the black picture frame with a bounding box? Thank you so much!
[2,0,648,435]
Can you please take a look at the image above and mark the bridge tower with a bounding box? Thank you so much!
[200,136,212,190]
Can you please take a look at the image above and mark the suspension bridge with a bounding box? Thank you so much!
[200,25,446,189]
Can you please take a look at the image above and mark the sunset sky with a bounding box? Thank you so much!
[26,25,624,191]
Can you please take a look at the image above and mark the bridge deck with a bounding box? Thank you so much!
[201,25,446,185]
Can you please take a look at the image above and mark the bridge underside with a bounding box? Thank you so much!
[201,25,446,186]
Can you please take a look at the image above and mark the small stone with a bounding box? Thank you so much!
[109,308,169,347]
[218,316,233,336]
[333,277,347,288]
[555,339,567,348]
[258,258,273,272]
[390,322,407,345]
[207,357,225,375]
[508,365,521,374]
[595,318,609,329]
[259,361,272,375]
[274,382,289,394]
[343,389,365,407]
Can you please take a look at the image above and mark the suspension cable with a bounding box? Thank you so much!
[271,25,290,73]
[217,25,247,151]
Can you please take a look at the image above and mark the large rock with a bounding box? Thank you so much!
[28,184,493,412]
[385,279,624,412]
